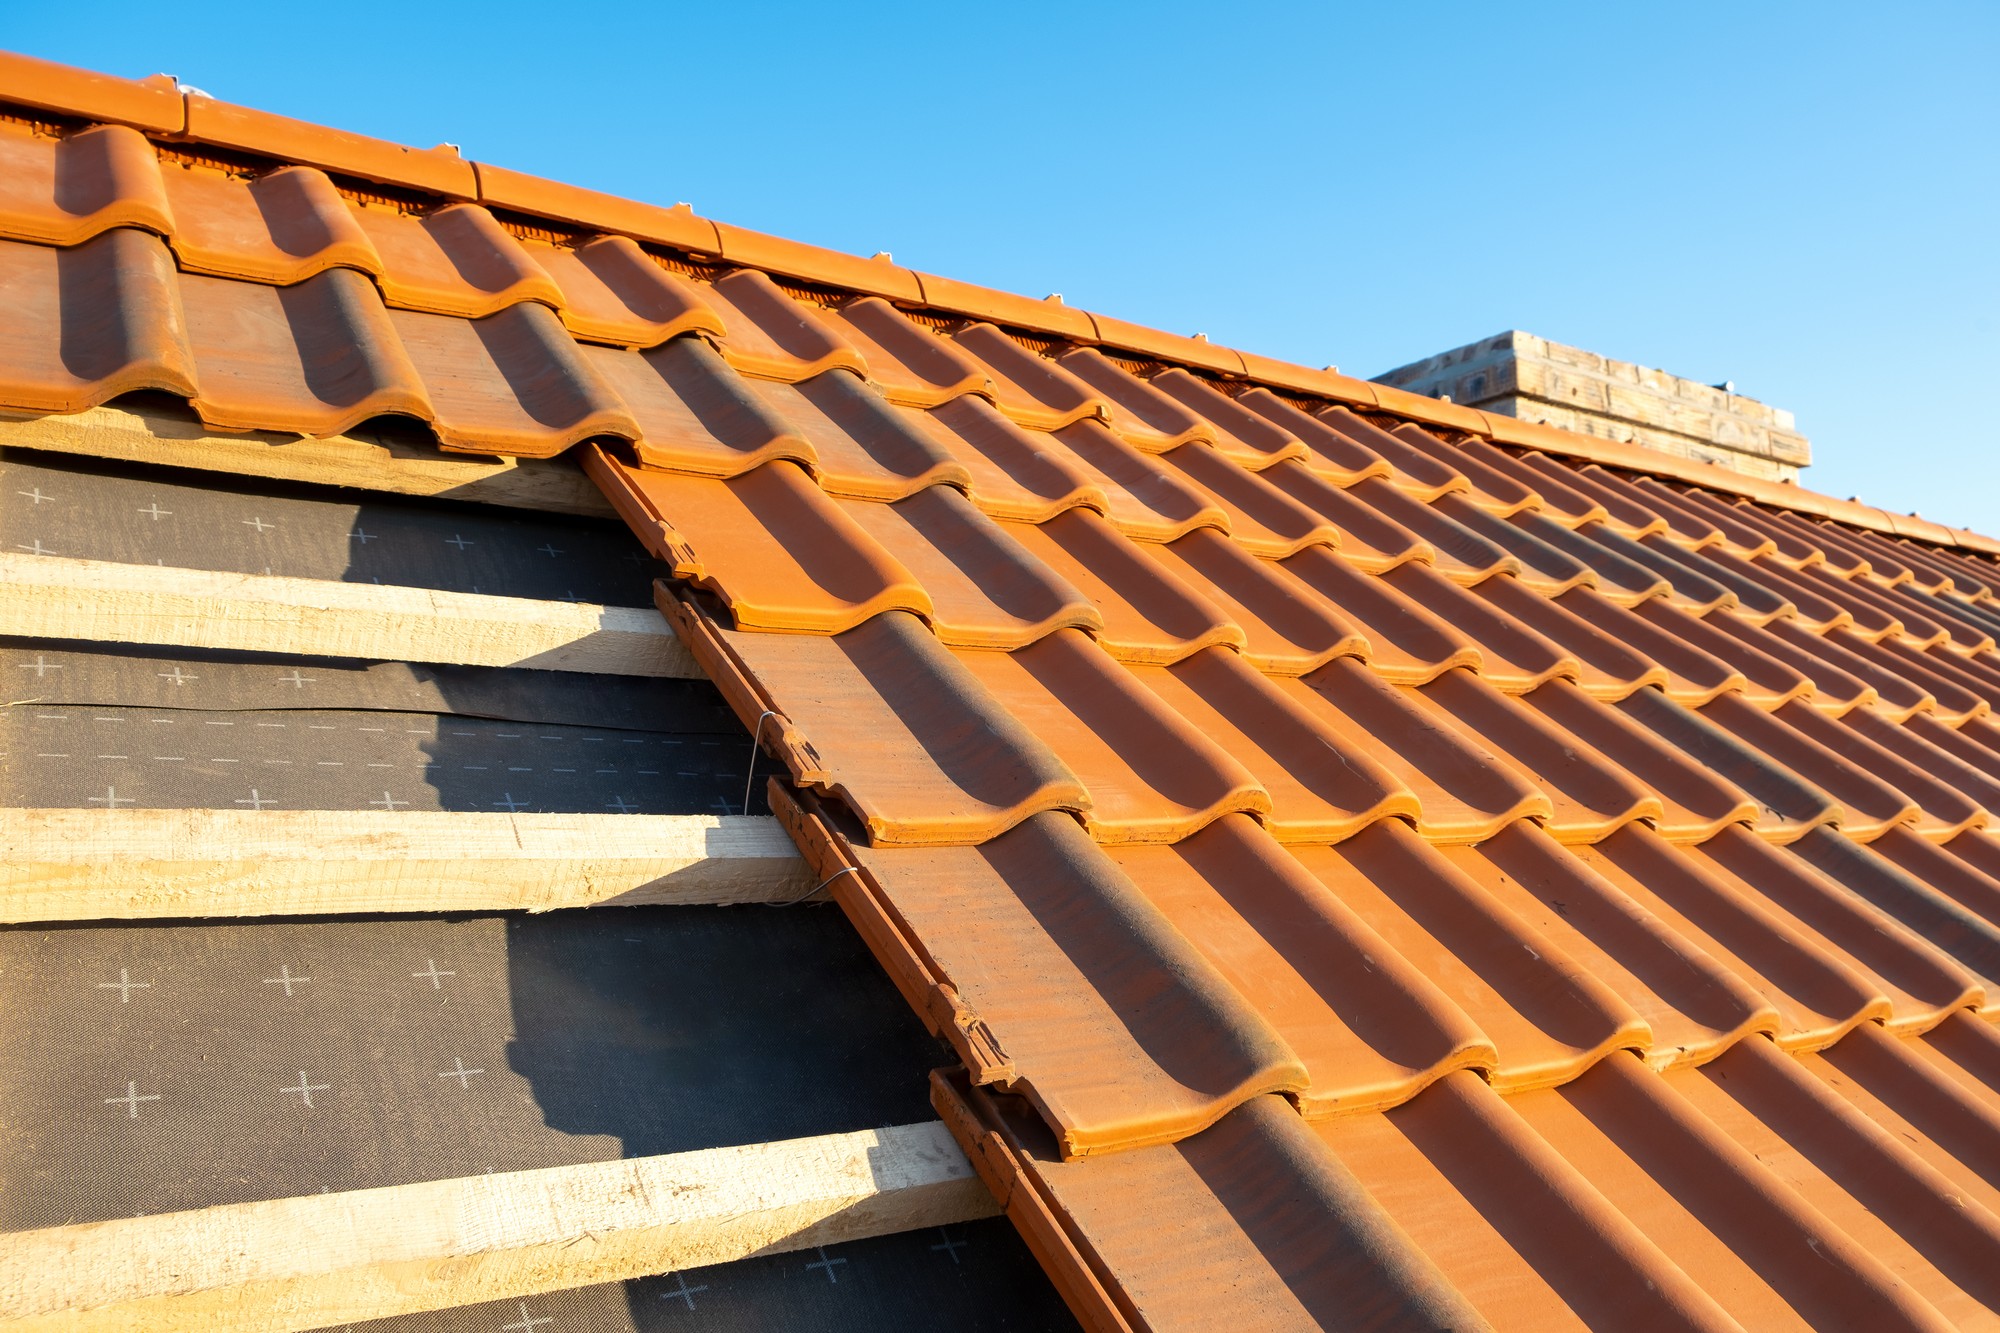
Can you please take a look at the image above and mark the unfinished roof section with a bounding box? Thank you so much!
[9,51,2000,1333]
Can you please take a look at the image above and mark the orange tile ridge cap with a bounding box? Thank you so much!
[4,47,1995,559]
[0,50,183,133]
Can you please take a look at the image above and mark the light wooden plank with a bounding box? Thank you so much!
[0,1121,997,1332]
[0,404,617,517]
[1,809,810,920]
[0,553,698,678]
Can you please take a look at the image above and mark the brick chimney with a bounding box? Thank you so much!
[1372,331,1810,482]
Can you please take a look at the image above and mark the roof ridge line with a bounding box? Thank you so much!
[1,47,1994,560]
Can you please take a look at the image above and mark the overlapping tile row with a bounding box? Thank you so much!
[12,93,2000,1333]
[942,1013,2000,1331]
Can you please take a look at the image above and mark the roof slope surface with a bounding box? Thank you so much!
[8,51,2000,1332]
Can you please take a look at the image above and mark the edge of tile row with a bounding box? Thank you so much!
[3,48,1996,562]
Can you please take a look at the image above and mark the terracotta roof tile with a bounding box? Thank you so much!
[0,229,195,411]
[829,296,992,407]
[0,119,172,245]
[15,56,2000,1330]
[164,162,382,286]
[955,630,1271,845]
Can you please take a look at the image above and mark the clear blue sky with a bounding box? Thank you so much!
[15,4,1998,530]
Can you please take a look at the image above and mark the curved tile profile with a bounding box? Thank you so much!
[1151,530,1366,675]
[1047,417,1231,541]
[585,336,816,476]
[922,394,1110,522]
[1301,658,1550,842]
[1143,368,1309,467]
[1282,548,1484,684]
[1155,442,1339,557]
[811,809,1307,1155]
[939,1073,1487,1332]
[957,629,1273,843]
[706,267,866,381]
[1315,407,1468,501]
[1114,815,1496,1115]
[1472,576,1670,699]
[954,321,1110,431]
[1522,678,1761,842]
[749,369,971,500]
[1411,668,1663,844]
[180,266,429,435]
[1535,1050,1964,1332]
[1002,509,1243,665]
[831,296,991,407]
[0,227,196,411]
[0,120,171,245]
[590,454,930,631]
[1299,820,1651,1091]
[1133,650,1421,843]
[1262,463,1437,571]
[353,199,566,318]
[164,162,382,285]
[1325,1067,1748,1333]
[1617,687,1842,842]
[394,299,637,455]
[535,234,726,348]
[1455,823,1780,1069]
[834,487,1102,649]
[695,608,1088,844]
[1055,348,1217,454]
[1232,388,1395,485]
[1574,825,1899,1050]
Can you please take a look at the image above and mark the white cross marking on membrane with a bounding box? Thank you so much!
[658,1273,707,1310]
[805,1246,848,1283]
[604,795,638,814]
[500,1303,553,1333]
[444,533,475,550]
[931,1227,970,1263]
[370,791,409,810]
[350,527,376,543]
[279,1072,328,1108]
[16,655,63,676]
[536,543,563,558]
[277,670,314,688]
[493,792,529,812]
[438,1057,484,1089]
[98,968,151,1002]
[16,539,54,555]
[241,515,275,532]
[235,789,277,810]
[88,787,135,808]
[136,503,172,520]
[157,666,198,686]
[412,959,455,989]
[263,964,310,996]
[104,1081,159,1118]
[17,486,52,503]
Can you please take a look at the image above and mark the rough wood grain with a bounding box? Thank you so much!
[0,1121,998,1332]
[0,554,698,677]
[0,404,616,517]
[1,809,811,920]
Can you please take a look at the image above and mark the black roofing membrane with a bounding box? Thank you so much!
[0,905,950,1229]
[1,446,669,604]
[3,641,785,815]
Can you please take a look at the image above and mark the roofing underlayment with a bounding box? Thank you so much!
[8,49,2000,1332]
